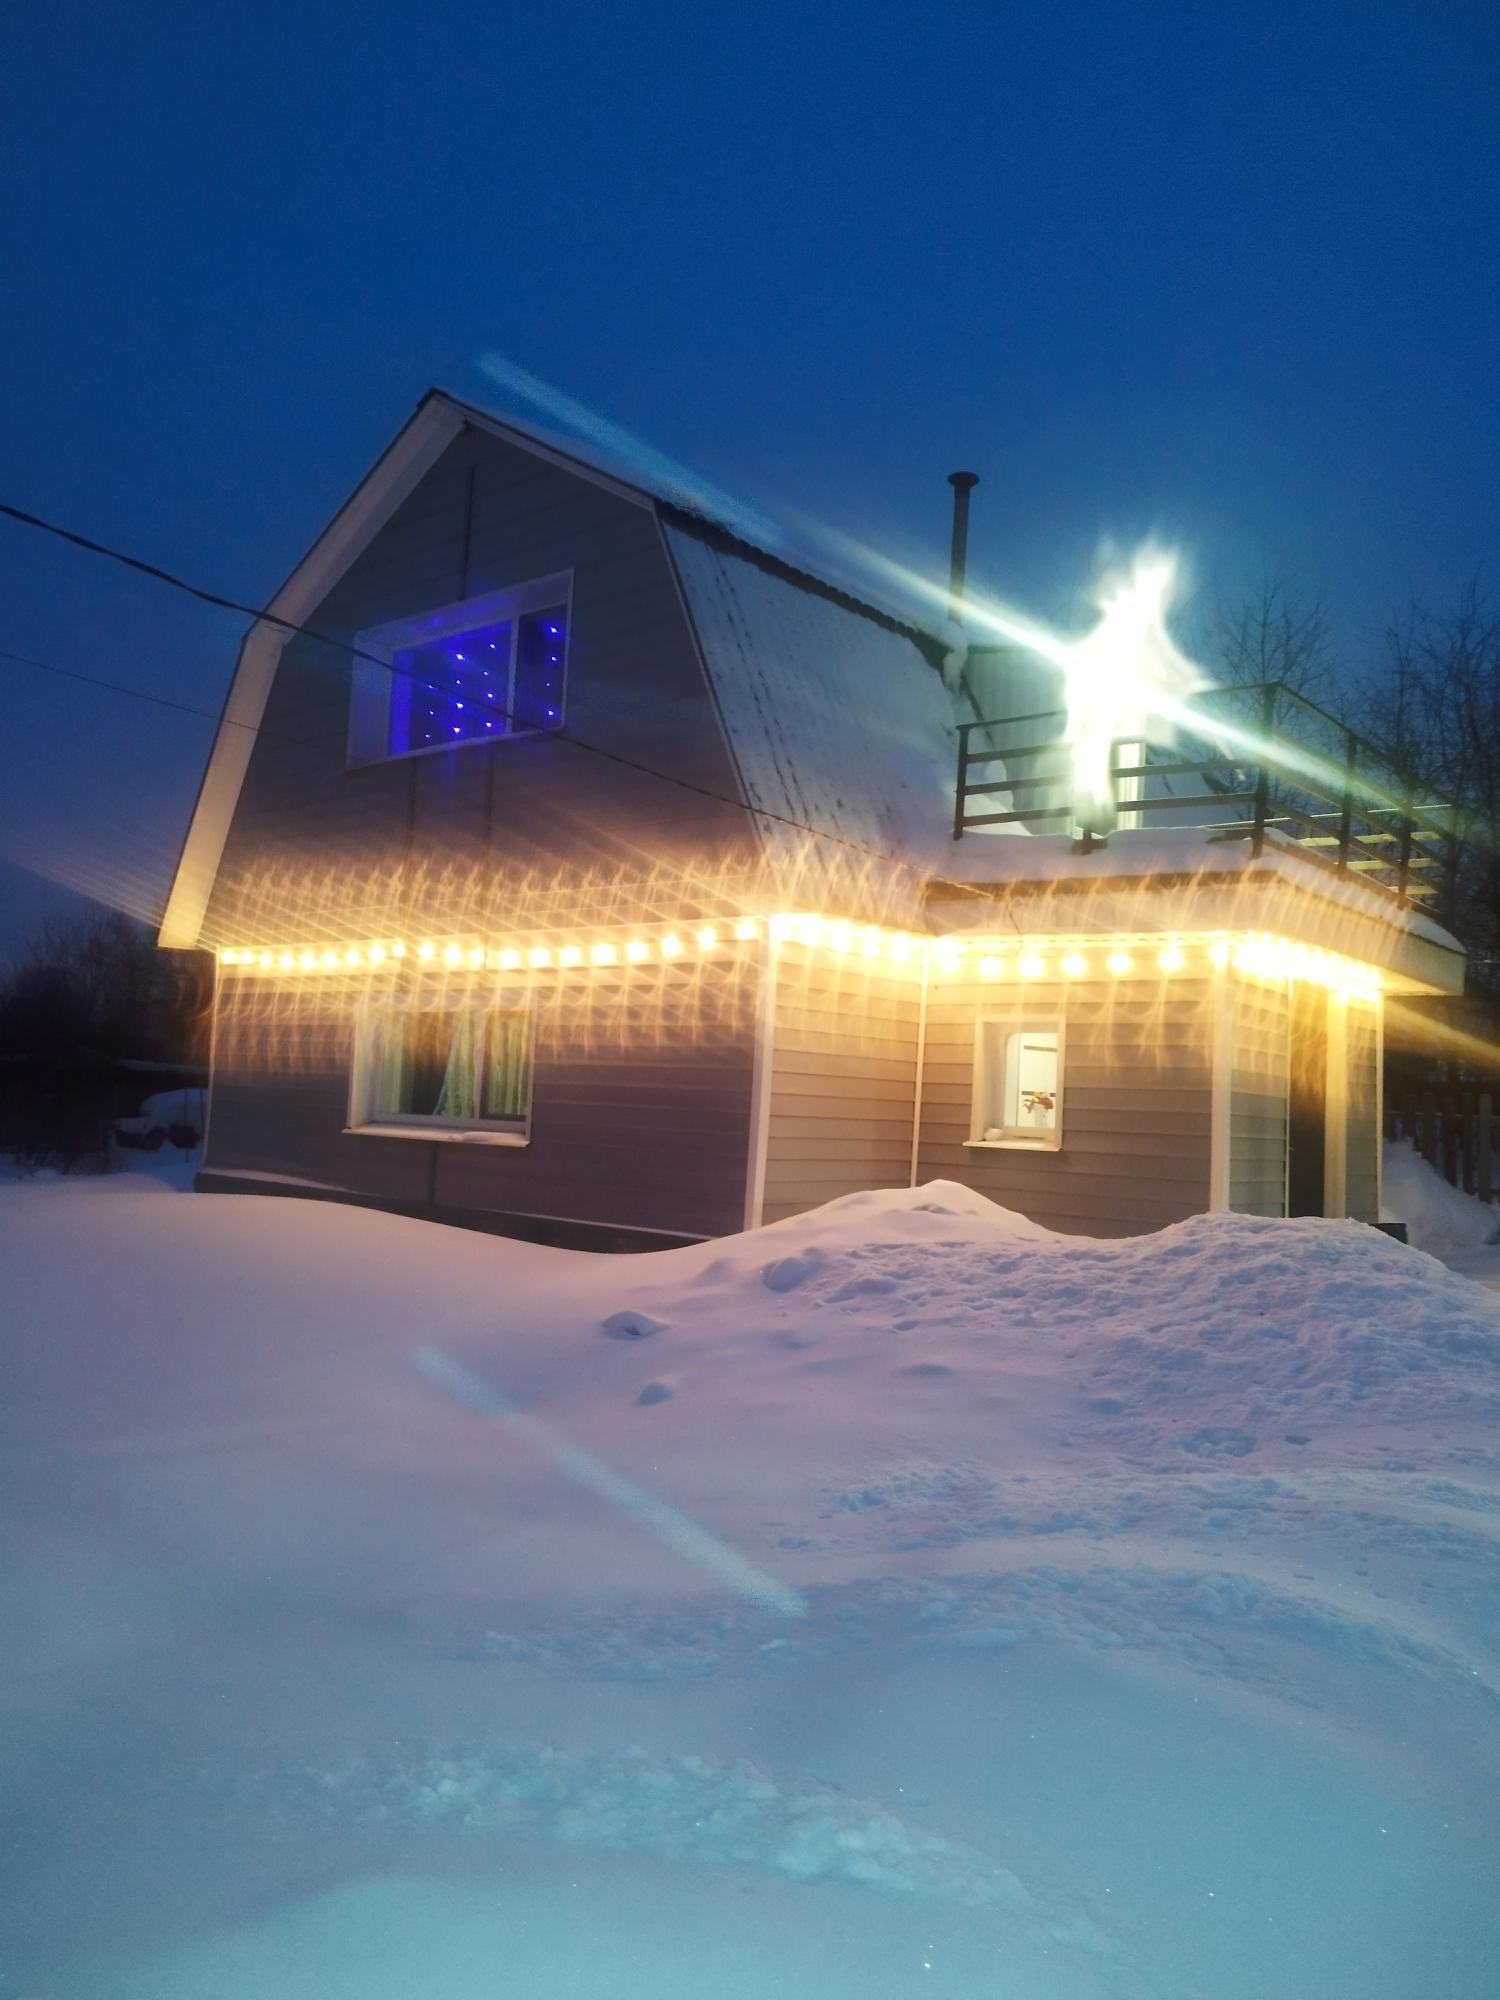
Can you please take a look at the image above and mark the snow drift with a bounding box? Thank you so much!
[1382,1139,1500,1255]
[1,1171,1497,1999]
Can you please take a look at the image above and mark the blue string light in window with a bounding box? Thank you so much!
[514,606,568,730]
[387,605,567,754]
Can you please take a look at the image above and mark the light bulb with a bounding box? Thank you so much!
[625,939,649,962]
[1018,953,1045,978]
[1157,946,1184,973]
[696,927,718,950]
[528,947,551,968]
[1061,952,1088,977]
[660,934,684,958]
[1107,951,1132,975]
[559,945,582,967]
[978,954,1003,979]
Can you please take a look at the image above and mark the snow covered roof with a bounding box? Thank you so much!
[935,827,1462,949]
[662,513,964,914]
[925,827,1466,992]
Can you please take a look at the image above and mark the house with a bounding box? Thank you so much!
[160,390,1466,1246]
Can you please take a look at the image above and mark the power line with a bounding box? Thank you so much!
[0,497,984,897]
[0,645,269,734]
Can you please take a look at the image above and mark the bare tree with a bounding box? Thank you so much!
[1209,575,1345,716]
[0,910,210,1168]
[2,909,208,1059]
[1164,575,1351,827]
[1368,578,1500,989]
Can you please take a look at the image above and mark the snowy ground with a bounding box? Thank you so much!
[2,1165,1498,1997]
[1382,1139,1500,1257]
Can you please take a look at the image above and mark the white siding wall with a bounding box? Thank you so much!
[917,969,1215,1236]
[1344,997,1380,1223]
[1229,976,1290,1217]
[759,943,923,1225]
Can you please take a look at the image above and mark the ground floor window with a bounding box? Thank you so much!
[973,1020,1063,1146]
[354,997,532,1131]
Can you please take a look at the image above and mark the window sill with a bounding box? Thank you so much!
[347,726,557,771]
[344,1124,529,1147]
[964,1136,1063,1153]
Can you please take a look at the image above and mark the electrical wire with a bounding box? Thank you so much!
[0,498,994,897]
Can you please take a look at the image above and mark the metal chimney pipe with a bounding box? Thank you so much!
[947,471,980,621]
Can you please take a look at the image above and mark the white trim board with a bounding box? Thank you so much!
[1323,990,1350,1218]
[1208,962,1233,1211]
[908,948,930,1186]
[743,933,778,1230]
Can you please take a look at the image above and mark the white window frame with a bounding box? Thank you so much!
[346,990,535,1147]
[966,1016,1066,1151]
[348,571,573,766]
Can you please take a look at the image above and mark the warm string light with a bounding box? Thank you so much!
[217,918,1383,1000]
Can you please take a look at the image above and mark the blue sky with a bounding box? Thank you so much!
[1,0,1496,952]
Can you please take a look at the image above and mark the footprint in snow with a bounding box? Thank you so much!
[601,1310,667,1340]
[762,1250,824,1292]
[1180,1425,1256,1457]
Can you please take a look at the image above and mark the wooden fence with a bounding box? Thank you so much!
[1385,1089,1498,1202]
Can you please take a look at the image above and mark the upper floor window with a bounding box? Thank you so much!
[349,573,571,765]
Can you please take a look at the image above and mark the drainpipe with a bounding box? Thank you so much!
[947,471,980,623]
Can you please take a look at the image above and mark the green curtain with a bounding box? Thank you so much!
[435,1010,480,1121]
[483,1006,530,1121]
[373,1015,409,1118]
[371,1002,529,1122]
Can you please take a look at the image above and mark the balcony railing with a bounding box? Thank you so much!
[953,680,1457,911]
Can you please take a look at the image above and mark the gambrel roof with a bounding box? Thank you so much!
[159,389,969,946]
[663,511,964,890]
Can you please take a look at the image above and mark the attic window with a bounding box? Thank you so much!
[349,575,571,765]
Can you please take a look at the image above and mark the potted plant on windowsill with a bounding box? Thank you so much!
[1021,1089,1056,1128]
